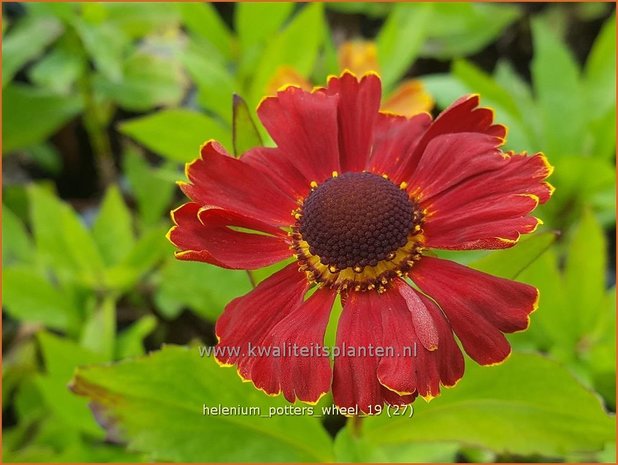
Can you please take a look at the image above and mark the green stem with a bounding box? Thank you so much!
[70,27,116,189]
[348,414,363,438]
[79,72,116,189]
[246,270,257,288]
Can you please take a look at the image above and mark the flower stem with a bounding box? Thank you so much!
[348,414,364,438]
[246,270,257,288]
[80,73,116,189]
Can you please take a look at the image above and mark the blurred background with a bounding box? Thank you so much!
[2,2,616,463]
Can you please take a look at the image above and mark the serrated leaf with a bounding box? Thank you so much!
[104,225,169,292]
[36,332,107,437]
[3,266,79,332]
[29,185,104,282]
[71,345,334,462]
[119,109,230,163]
[232,94,263,156]
[352,352,614,457]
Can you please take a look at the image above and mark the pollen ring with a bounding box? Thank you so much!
[291,172,425,293]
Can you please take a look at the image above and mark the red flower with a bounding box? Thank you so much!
[168,72,553,413]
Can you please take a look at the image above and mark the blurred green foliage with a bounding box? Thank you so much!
[2,2,615,463]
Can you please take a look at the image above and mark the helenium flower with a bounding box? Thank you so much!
[168,72,553,413]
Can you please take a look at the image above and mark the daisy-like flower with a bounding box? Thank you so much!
[168,72,553,413]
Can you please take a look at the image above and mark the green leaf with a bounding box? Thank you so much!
[377,3,432,91]
[80,296,116,359]
[116,315,157,359]
[353,352,614,457]
[335,428,459,463]
[119,109,230,163]
[249,3,325,104]
[509,249,572,351]
[104,226,169,292]
[2,205,35,266]
[73,19,128,82]
[584,14,616,120]
[28,41,84,94]
[95,48,186,112]
[123,149,177,226]
[564,209,607,334]
[236,3,294,52]
[36,332,107,437]
[71,345,334,462]
[326,2,393,18]
[531,18,584,157]
[233,94,263,156]
[548,155,615,227]
[2,15,64,86]
[92,185,135,266]
[154,259,252,321]
[2,84,83,153]
[181,42,236,122]
[469,232,557,279]
[585,106,617,160]
[29,185,104,282]
[420,3,520,60]
[180,3,233,60]
[104,3,180,39]
[3,266,79,331]
[493,60,542,152]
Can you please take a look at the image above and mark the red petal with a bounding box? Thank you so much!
[417,292,465,389]
[214,263,309,375]
[408,132,505,202]
[410,257,538,365]
[378,282,459,400]
[398,94,506,181]
[168,204,291,269]
[375,287,418,396]
[366,112,431,179]
[243,146,310,201]
[423,153,553,250]
[332,291,415,413]
[324,72,382,172]
[250,288,336,403]
[180,141,296,227]
[257,86,340,184]
[397,282,439,351]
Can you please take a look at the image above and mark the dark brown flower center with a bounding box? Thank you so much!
[298,172,415,270]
